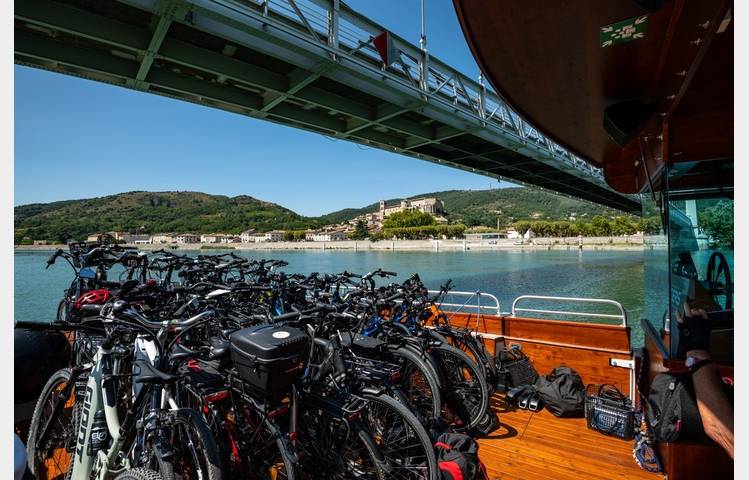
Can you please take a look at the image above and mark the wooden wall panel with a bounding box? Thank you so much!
[435,311,634,396]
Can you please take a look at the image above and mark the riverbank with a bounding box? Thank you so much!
[16,236,650,252]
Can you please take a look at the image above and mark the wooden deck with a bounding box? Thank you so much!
[478,395,665,480]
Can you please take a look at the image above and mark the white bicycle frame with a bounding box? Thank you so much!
[70,346,130,480]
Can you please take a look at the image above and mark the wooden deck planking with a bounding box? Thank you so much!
[477,395,665,480]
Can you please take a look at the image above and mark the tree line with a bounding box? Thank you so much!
[513,215,661,238]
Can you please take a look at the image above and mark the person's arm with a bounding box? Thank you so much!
[677,302,734,458]
[688,350,734,458]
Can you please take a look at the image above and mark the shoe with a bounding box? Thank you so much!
[518,389,534,409]
[528,391,543,412]
[506,385,528,407]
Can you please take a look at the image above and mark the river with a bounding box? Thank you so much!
[14,249,651,346]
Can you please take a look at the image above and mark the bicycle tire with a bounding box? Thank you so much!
[386,345,442,423]
[360,392,438,480]
[114,468,163,480]
[163,408,223,480]
[431,344,490,431]
[26,368,77,480]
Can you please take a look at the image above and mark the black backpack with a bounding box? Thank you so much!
[534,366,586,417]
[646,372,706,443]
[434,433,487,480]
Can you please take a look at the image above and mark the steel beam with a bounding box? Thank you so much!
[131,0,183,89]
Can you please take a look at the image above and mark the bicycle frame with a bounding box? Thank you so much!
[70,345,148,479]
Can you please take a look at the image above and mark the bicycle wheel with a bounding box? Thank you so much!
[386,345,442,423]
[242,408,296,480]
[26,368,78,480]
[163,409,223,480]
[360,392,438,480]
[436,328,496,393]
[432,344,489,431]
[297,399,385,480]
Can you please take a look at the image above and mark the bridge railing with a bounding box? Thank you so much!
[222,0,604,181]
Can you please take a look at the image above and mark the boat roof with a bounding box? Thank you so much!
[453,0,733,194]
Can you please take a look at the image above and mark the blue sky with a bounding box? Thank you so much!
[14,0,507,216]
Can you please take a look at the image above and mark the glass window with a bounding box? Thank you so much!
[666,164,733,361]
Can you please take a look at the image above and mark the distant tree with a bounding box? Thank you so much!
[382,210,437,229]
[590,215,612,236]
[699,200,733,247]
[514,221,532,235]
[349,220,369,240]
[638,216,662,234]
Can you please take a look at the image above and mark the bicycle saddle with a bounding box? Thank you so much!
[208,336,230,360]
[169,343,199,362]
[340,332,386,351]
[133,360,179,385]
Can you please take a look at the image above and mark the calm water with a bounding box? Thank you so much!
[14,249,649,346]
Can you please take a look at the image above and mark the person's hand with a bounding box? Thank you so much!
[676,300,712,357]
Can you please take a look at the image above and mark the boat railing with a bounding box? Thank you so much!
[430,290,501,316]
[336,285,500,316]
[510,295,628,328]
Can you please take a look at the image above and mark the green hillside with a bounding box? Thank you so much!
[14,191,315,243]
[319,187,622,227]
[15,187,634,244]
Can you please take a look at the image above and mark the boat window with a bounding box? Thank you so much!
[641,189,669,352]
[665,162,733,361]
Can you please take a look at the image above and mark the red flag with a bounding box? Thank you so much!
[373,31,397,67]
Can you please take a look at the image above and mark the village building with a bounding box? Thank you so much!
[240,229,258,243]
[220,235,240,244]
[151,233,176,244]
[378,197,445,220]
[309,230,347,242]
[200,233,225,243]
[175,233,200,244]
[506,227,521,240]
[264,230,285,242]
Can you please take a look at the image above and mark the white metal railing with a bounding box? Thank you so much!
[206,0,605,182]
[431,290,500,316]
[334,285,500,316]
[511,295,628,327]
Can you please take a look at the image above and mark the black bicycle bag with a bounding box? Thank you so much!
[646,372,705,443]
[534,366,585,417]
[230,324,309,398]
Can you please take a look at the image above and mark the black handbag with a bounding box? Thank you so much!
[584,384,635,439]
[494,344,538,392]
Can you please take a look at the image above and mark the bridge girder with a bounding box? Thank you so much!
[14,0,641,212]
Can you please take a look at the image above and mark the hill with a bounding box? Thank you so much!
[15,187,631,243]
[14,191,314,243]
[318,187,621,227]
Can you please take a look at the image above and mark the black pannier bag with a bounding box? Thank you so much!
[646,372,705,443]
[534,366,585,417]
[230,324,309,398]
[494,343,538,392]
[584,384,635,439]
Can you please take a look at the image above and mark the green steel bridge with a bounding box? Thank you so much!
[15,0,640,212]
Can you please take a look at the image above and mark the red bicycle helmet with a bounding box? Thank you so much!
[75,289,111,309]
